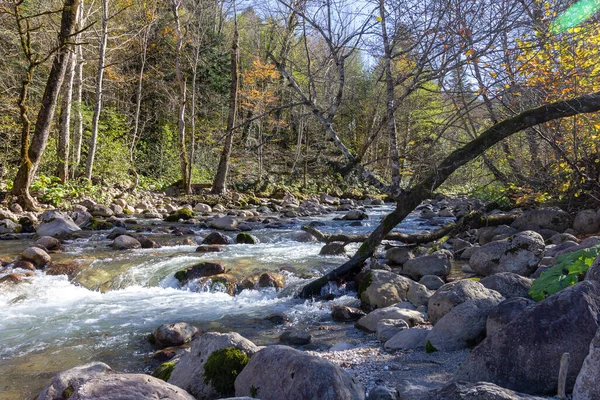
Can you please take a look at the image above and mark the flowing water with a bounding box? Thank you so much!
[0,206,449,399]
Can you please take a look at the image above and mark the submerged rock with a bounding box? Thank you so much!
[175,262,226,285]
[151,322,199,349]
[202,231,232,245]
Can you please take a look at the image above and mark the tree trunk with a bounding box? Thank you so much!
[172,0,190,193]
[85,0,108,180]
[71,1,85,179]
[187,43,201,194]
[211,5,239,194]
[57,50,76,183]
[301,91,600,297]
[12,0,80,210]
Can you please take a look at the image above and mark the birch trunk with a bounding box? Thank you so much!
[71,2,85,179]
[172,0,189,192]
[57,51,76,183]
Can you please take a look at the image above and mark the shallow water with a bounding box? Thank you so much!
[0,206,449,399]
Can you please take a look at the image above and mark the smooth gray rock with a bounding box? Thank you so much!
[0,219,20,234]
[386,247,414,265]
[511,207,572,232]
[456,281,600,395]
[384,328,429,351]
[343,210,368,220]
[152,322,199,348]
[91,204,114,218]
[69,373,195,399]
[194,203,212,212]
[478,225,517,245]
[367,385,398,400]
[35,236,62,251]
[419,275,445,290]
[376,319,409,342]
[37,362,114,400]
[332,305,366,322]
[37,210,81,238]
[320,241,346,255]
[22,246,51,268]
[573,209,600,234]
[486,297,535,337]
[280,330,311,345]
[112,235,141,250]
[423,381,546,400]
[234,345,365,400]
[403,254,451,280]
[427,280,503,325]
[169,332,259,399]
[469,231,545,276]
[426,298,503,351]
[361,270,432,309]
[357,306,425,332]
[480,272,533,299]
[210,216,238,231]
[573,326,600,399]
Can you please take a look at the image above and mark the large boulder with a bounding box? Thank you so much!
[210,217,238,231]
[573,209,600,234]
[422,381,546,400]
[573,327,600,399]
[0,219,20,234]
[36,236,62,251]
[22,246,52,268]
[456,280,600,395]
[386,246,414,265]
[168,332,259,399]
[486,297,535,337]
[478,225,518,245]
[356,306,426,332]
[426,297,503,351]
[37,362,114,400]
[428,280,504,325]
[320,241,346,255]
[65,374,195,399]
[511,207,571,232]
[152,322,199,348]
[343,210,368,220]
[90,204,114,218]
[37,210,81,238]
[384,327,430,351]
[112,235,141,250]
[202,232,233,245]
[469,231,545,277]
[234,345,365,400]
[479,272,533,299]
[194,203,212,213]
[360,270,432,309]
[403,254,451,280]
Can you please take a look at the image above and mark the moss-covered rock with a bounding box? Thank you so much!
[165,208,195,222]
[88,217,114,231]
[235,232,258,244]
[203,347,249,396]
[152,361,176,382]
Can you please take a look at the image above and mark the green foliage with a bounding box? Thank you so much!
[29,175,109,207]
[250,385,259,398]
[152,361,176,382]
[425,340,438,353]
[529,244,600,301]
[203,347,250,396]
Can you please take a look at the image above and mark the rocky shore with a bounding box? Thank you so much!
[2,190,600,399]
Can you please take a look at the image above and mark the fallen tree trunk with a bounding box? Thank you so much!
[302,212,520,245]
[300,91,600,298]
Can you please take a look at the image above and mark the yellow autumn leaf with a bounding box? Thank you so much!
[465,49,476,57]
[376,16,382,22]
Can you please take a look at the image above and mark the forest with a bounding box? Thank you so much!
[0,0,598,211]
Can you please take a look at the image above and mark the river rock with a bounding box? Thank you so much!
[91,204,114,218]
[212,204,226,212]
[152,322,199,348]
[37,362,114,400]
[386,246,414,265]
[511,207,571,232]
[22,246,51,268]
[202,231,232,245]
[0,208,18,221]
[331,305,366,321]
[135,235,161,249]
[320,241,346,255]
[486,297,535,337]
[422,381,546,400]
[456,280,600,394]
[257,272,285,289]
[236,232,258,244]
[428,280,504,325]
[356,306,425,332]
[112,235,141,250]
[573,326,600,399]
[196,245,222,252]
[194,203,212,213]
[426,297,503,351]
[37,210,81,238]
[384,327,430,351]
[107,227,127,240]
[234,345,364,400]
[0,219,20,234]
[403,254,451,280]
[66,373,195,399]
[573,209,600,234]
[343,210,368,220]
[479,272,533,299]
[168,332,259,399]
[478,225,518,245]
[175,261,226,284]
[419,275,445,290]
[469,231,545,277]
[376,318,409,342]
[35,236,62,251]
[210,216,238,231]
[280,330,311,345]
[360,270,432,309]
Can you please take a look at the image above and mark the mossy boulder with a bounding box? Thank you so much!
[203,348,250,396]
[165,208,195,222]
[152,361,176,382]
[236,232,258,244]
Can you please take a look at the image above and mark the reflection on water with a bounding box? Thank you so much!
[0,205,449,399]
